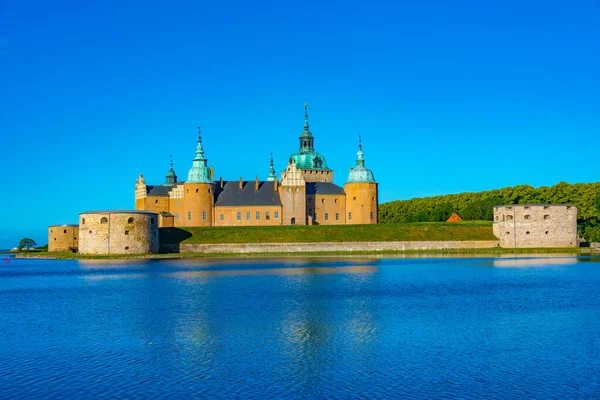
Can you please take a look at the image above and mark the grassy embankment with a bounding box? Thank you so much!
[160,221,497,244]
[14,221,586,259]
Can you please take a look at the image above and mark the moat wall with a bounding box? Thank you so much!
[178,240,500,254]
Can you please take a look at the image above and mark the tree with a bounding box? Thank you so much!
[595,193,600,215]
[17,238,37,251]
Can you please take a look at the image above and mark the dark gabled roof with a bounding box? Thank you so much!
[214,181,282,207]
[147,185,172,197]
[306,182,345,195]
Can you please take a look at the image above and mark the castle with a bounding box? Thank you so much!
[134,105,378,227]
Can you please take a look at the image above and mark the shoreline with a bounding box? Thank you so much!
[13,247,592,261]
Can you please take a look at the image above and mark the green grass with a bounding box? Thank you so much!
[160,221,497,244]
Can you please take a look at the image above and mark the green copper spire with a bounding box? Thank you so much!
[186,126,212,183]
[289,104,330,170]
[347,135,376,183]
[267,153,277,181]
[164,155,178,186]
[299,103,314,153]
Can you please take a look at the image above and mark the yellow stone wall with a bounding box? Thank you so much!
[214,206,283,226]
[344,182,378,224]
[159,214,175,228]
[307,194,347,225]
[48,225,79,252]
[280,186,306,225]
[142,196,170,214]
[181,183,215,227]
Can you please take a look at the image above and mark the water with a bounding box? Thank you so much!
[1,256,600,399]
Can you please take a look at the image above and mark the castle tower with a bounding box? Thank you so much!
[279,160,306,225]
[267,153,276,182]
[182,127,215,227]
[344,136,378,224]
[134,172,147,210]
[288,104,334,183]
[164,155,177,186]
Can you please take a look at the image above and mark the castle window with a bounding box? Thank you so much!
[54,238,56,241]
[266,212,270,220]
[545,231,549,235]
[220,214,224,221]
[544,215,550,220]
[202,211,207,221]
[334,199,338,204]
[321,199,325,203]
[325,213,329,220]
[370,212,374,220]
[196,189,199,193]
[507,215,513,221]
[89,230,92,234]
[208,189,211,194]
[125,246,129,250]
[125,231,129,235]
[155,200,159,204]
[495,216,499,221]
[151,217,155,224]
[287,188,291,192]
[256,211,260,220]
[100,217,108,224]
[187,189,189,193]
[506,231,510,235]
[353,197,356,201]
[335,213,339,220]
[128,217,134,223]
[274,211,279,220]
[51,229,53,233]
[175,201,180,206]
[175,213,179,221]
[237,212,242,220]
[524,215,531,220]
[372,197,375,201]
[64,229,67,233]
[296,188,299,193]
[348,212,352,220]
[74,237,77,240]
[188,212,191,220]
[246,211,251,220]
[526,231,530,235]
[314,213,317,220]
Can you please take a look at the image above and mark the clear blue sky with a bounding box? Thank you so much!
[0,0,599,249]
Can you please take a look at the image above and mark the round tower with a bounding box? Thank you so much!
[182,127,215,227]
[344,136,378,224]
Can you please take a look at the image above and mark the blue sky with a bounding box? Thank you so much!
[0,0,599,248]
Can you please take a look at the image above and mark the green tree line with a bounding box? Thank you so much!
[379,182,600,242]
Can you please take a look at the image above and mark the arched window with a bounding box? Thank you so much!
[150,217,155,224]
[100,217,108,224]
[507,215,513,221]
[544,215,550,220]
[127,217,134,223]
[291,218,296,225]
[81,218,85,225]
[524,215,531,220]
[125,246,129,250]
[64,229,67,233]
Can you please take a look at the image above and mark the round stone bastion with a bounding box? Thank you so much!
[78,210,159,255]
[48,224,79,252]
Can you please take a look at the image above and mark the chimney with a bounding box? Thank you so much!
[220,176,224,189]
[255,176,259,191]
[239,177,243,190]
[210,166,214,181]
[274,178,278,192]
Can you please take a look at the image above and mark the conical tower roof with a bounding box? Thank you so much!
[186,127,212,183]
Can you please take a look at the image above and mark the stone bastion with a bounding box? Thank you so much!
[78,210,159,255]
[493,204,578,248]
[48,225,79,252]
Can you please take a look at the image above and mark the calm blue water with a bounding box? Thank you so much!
[1,255,600,399]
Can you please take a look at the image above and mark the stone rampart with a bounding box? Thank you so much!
[48,225,79,252]
[493,205,578,248]
[179,240,499,254]
[79,210,159,255]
